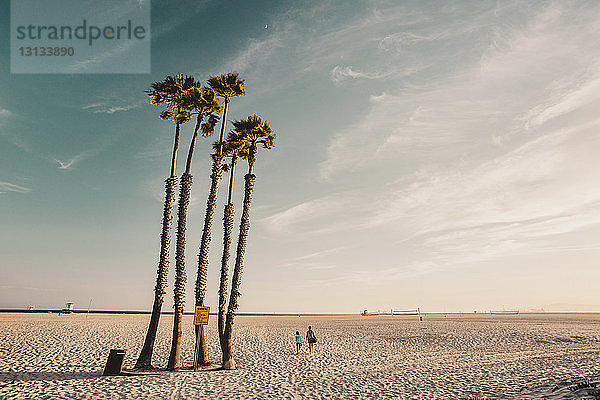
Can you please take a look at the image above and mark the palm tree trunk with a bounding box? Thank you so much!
[167,172,192,371]
[193,99,230,368]
[168,117,201,371]
[218,203,234,346]
[218,156,236,352]
[194,158,223,367]
[135,124,180,370]
[185,116,201,175]
[170,122,181,177]
[217,98,229,155]
[222,173,256,370]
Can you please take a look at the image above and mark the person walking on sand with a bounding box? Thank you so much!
[306,326,317,353]
[295,331,302,354]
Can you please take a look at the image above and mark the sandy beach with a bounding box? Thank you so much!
[1,313,599,399]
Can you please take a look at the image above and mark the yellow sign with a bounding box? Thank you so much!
[194,306,210,325]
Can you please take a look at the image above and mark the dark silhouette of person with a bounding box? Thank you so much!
[306,326,317,353]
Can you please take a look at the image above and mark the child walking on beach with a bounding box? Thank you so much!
[295,331,302,354]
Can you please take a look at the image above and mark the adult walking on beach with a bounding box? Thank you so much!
[306,326,317,353]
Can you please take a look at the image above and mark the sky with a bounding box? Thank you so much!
[1,0,600,313]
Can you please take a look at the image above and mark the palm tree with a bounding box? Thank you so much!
[135,74,196,370]
[217,134,249,358]
[193,73,245,367]
[167,85,222,371]
[221,114,275,370]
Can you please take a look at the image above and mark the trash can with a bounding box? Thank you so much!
[103,349,126,376]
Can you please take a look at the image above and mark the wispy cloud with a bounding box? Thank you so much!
[82,101,141,114]
[135,133,173,160]
[280,246,348,272]
[260,192,371,236]
[0,285,57,292]
[0,182,31,194]
[319,2,600,180]
[250,1,600,281]
[0,108,29,151]
[52,154,84,170]
[329,65,391,85]
[225,35,283,75]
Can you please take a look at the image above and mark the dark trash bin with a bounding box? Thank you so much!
[103,349,126,376]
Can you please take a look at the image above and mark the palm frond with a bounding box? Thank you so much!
[159,109,175,120]
[207,72,245,99]
[148,74,203,124]
[201,113,220,137]
[230,114,276,166]
[174,111,192,124]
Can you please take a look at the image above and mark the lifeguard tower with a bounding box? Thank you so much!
[62,302,75,314]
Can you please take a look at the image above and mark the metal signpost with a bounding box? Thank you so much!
[193,306,209,370]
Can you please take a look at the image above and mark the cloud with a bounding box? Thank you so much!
[0,108,28,151]
[524,62,600,129]
[260,192,371,237]
[210,2,428,92]
[319,2,600,180]
[280,246,348,272]
[329,65,390,85]
[135,133,173,160]
[82,101,141,114]
[53,155,84,170]
[0,182,31,194]
[0,285,57,292]
[290,246,348,262]
[253,1,600,278]
[224,35,283,75]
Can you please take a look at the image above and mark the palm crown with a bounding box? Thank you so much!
[231,114,275,171]
[221,132,251,158]
[147,74,199,124]
[180,87,222,116]
[181,87,223,138]
[207,73,245,100]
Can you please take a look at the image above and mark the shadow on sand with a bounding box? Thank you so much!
[0,371,102,383]
[1,364,229,383]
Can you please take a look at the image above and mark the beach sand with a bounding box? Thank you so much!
[1,313,599,399]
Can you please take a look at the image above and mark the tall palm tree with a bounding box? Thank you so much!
[222,114,275,370]
[135,74,196,370]
[217,134,249,357]
[193,73,245,367]
[167,85,221,371]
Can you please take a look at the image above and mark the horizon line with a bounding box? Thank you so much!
[2,308,600,316]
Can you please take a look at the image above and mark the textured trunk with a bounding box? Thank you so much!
[168,118,200,371]
[185,116,201,175]
[222,173,256,370]
[219,156,236,347]
[218,203,234,348]
[217,98,229,156]
[170,123,181,177]
[135,176,177,369]
[221,332,235,370]
[167,172,192,371]
[194,159,223,366]
[193,325,208,370]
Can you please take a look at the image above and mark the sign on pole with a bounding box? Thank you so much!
[194,306,210,325]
